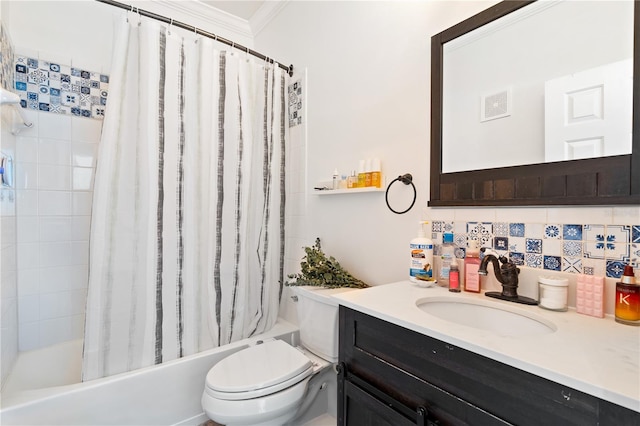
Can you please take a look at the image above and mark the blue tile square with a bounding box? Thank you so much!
[71,68,81,77]
[606,260,626,278]
[509,223,525,237]
[71,107,81,116]
[50,63,60,72]
[563,241,582,257]
[100,74,109,83]
[543,255,561,271]
[544,224,561,239]
[81,109,91,117]
[525,253,543,268]
[100,97,107,105]
[27,92,38,101]
[632,225,640,243]
[26,58,38,68]
[509,252,524,265]
[61,74,71,83]
[38,103,49,111]
[526,238,542,254]
[90,80,100,89]
[81,70,90,79]
[16,64,26,73]
[50,88,60,96]
[494,237,508,250]
[15,81,27,91]
[563,224,583,240]
[80,87,90,95]
[20,99,27,108]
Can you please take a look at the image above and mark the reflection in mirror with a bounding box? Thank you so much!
[442,1,633,173]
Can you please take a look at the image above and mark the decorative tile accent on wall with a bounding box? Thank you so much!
[0,23,15,91]
[13,54,108,119]
[288,79,303,127]
[431,221,639,278]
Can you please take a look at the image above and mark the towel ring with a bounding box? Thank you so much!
[385,173,416,215]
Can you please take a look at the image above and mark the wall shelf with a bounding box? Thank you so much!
[313,187,385,195]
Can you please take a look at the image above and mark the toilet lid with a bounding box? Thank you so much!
[206,340,313,395]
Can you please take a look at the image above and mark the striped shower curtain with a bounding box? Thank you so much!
[82,14,288,381]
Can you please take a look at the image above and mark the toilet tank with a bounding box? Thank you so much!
[293,286,355,362]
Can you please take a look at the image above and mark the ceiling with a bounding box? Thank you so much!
[199,1,265,21]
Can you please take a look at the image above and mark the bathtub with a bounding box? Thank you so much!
[0,320,299,425]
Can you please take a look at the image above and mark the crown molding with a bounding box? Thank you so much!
[251,0,289,37]
[148,0,253,42]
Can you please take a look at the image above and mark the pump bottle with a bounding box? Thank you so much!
[409,221,434,285]
[464,240,481,293]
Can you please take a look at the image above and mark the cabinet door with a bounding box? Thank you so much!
[341,379,416,426]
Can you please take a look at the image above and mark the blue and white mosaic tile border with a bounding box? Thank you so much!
[288,79,302,128]
[14,54,108,120]
[432,221,640,278]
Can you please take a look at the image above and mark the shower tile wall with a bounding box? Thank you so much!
[1,21,18,384]
[14,109,100,351]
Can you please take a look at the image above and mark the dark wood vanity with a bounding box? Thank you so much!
[338,307,640,425]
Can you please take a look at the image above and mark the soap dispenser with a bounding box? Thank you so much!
[409,221,434,285]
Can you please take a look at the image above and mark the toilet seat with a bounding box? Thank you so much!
[205,339,313,401]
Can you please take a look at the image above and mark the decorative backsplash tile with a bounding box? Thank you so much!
[432,221,639,278]
[0,23,15,91]
[13,54,108,120]
[288,79,302,127]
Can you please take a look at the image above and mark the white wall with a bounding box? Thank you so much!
[255,0,640,299]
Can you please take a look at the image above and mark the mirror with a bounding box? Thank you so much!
[430,0,640,206]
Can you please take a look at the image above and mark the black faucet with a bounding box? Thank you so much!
[478,249,537,305]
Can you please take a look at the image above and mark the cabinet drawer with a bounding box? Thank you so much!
[339,307,640,425]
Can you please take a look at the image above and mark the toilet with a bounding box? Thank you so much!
[201,286,353,426]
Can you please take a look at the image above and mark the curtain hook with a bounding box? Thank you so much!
[193,25,197,35]
[168,18,173,34]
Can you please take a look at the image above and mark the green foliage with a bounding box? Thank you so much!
[286,238,369,289]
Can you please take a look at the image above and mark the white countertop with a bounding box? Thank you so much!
[333,281,640,413]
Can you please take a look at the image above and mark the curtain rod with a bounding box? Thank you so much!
[95,0,294,77]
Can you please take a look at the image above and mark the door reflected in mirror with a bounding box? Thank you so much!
[442,1,633,173]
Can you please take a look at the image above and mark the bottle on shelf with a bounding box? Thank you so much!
[364,158,372,187]
[409,221,434,285]
[371,158,381,188]
[357,160,366,188]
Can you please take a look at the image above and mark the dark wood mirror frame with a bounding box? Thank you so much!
[429,0,640,207]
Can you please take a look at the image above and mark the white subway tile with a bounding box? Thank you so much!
[72,142,97,167]
[39,216,73,242]
[38,139,71,165]
[17,268,39,296]
[39,112,71,140]
[71,117,103,143]
[18,295,39,323]
[18,322,39,351]
[17,190,38,216]
[17,216,39,243]
[68,264,89,290]
[38,164,71,191]
[612,207,640,225]
[39,241,72,268]
[15,162,38,190]
[39,191,72,216]
[72,216,91,241]
[72,167,94,191]
[39,265,73,293]
[72,192,93,215]
[16,136,39,163]
[71,241,89,265]
[547,207,613,225]
[39,292,61,319]
[17,242,39,269]
[71,314,85,339]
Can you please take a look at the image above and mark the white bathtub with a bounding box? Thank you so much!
[0,320,299,426]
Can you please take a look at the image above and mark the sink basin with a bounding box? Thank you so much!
[416,297,557,337]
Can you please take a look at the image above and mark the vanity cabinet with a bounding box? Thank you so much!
[338,307,640,425]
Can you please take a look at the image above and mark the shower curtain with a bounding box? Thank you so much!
[82,14,288,381]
